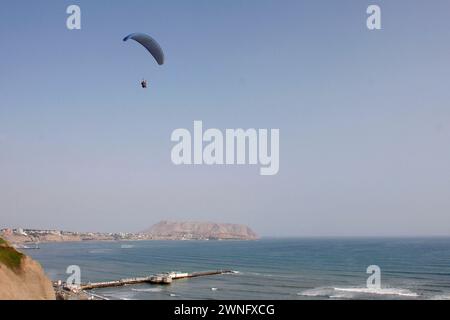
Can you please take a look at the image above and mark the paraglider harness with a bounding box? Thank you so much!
[141,80,148,88]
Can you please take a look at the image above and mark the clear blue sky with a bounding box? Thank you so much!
[1,0,450,236]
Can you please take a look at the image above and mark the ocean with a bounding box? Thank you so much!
[27,238,450,300]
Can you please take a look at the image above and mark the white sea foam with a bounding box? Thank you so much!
[88,249,113,254]
[329,295,349,299]
[107,291,137,300]
[244,272,274,278]
[334,287,419,297]
[430,294,450,300]
[131,287,163,293]
[120,244,134,249]
[299,288,335,298]
[299,287,419,299]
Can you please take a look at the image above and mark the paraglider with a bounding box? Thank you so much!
[123,32,164,88]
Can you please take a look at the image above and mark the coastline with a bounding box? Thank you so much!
[1,223,259,245]
[2,236,258,246]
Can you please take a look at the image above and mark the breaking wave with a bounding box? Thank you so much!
[299,287,419,299]
[120,244,135,249]
[131,287,163,293]
[88,249,113,254]
[334,287,419,297]
[431,294,450,300]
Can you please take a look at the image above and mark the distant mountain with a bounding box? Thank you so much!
[142,221,258,240]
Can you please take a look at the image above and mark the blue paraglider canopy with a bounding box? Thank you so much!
[123,33,165,65]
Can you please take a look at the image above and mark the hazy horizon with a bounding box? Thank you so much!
[2,0,450,237]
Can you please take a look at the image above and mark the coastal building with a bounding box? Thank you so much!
[17,228,27,236]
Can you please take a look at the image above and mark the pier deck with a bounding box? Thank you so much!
[77,270,232,290]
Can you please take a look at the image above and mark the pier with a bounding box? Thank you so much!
[76,270,232,291]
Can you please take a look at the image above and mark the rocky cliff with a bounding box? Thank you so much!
[0,238,55,300]
[142,221,258,240]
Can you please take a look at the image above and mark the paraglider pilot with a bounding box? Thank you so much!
[141,79,148,88]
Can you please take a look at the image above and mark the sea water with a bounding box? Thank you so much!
[27,238,450,300]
